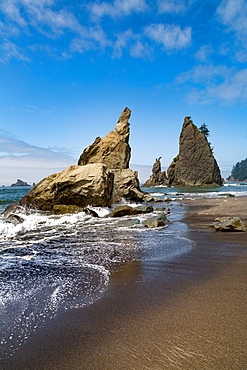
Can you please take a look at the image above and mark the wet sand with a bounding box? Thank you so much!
[2,197,247,369]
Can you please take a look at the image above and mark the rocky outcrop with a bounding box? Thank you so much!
[78,107,131,169]
[142,157,168,187]
[167,117,223,187]
[77,107,143,203]
[19,108,144,211]
[20,164,114,211]
[11,179,31,187]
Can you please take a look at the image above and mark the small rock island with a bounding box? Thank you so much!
[11,179,31,187]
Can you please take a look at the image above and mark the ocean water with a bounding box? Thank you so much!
[0,183,246,359]
[141,182,247,200]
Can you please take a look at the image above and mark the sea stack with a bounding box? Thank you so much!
[20,108,143,211]
[142,157,168,187]
[78,107,131,169]
[167,117,223,187]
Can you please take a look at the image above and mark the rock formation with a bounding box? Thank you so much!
[142,157,168,187]
[167,117,223,187]
[78,107,131,169]
[11,179,31,187]
[20,164,114,211]
[20,108,143,211]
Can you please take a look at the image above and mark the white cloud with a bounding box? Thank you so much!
[0,0,82,36]
[217,0,247,35]
[157,0,186,14]
[89,0,148,20]
[176,64,247,104]
[0,41,30,63]
[194,45,213,62]
[130,40,152,58]
[0,132,76,186]
[145,23,191,50]
[216,0,247,63]
[112,29,134,58]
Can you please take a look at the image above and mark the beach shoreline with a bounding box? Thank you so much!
[1,197,247,369]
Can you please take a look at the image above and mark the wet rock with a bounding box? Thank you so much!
[121,219,141,227]
[2,203,25,217]
[6,214,25,224]
[142,194,154,202]
[108,205,153,218]
[53,204,84,215]
[167,117,223,187]
[211,217,247,232]
[143,212,168,228]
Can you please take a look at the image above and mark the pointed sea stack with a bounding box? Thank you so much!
[167,117,223,187]
[142,157,168,187]
[78,107,131,169]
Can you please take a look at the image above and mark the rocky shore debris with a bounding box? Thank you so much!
[211,217,247,232]
[167,117,223,187]
[142,157,168,187]
[19,108,143,212]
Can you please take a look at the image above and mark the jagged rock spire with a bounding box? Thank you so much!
[78,107,131,169]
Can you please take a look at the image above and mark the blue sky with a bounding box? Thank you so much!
[0,0,247,185]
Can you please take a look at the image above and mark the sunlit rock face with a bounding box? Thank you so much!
[167,117,223,187]
[78,107,131,170]
[20,163,114,210]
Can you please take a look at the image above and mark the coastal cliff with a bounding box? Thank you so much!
[167,117,223,187]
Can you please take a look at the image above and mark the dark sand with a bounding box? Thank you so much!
[2,197,247,369]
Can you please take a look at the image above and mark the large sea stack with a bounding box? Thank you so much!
[167,117,223,187]
[142,157,168,187]
[20,108,143,211]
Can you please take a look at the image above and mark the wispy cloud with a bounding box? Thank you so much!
[112,29,135,58]
[217,0,247,62]
[217,0,247,36]
[89,0,148,20]
[145,23,192,50]
[176,64,247,104]
[130,40,152,58]
[0,131,75,185]
[157,0,186,14]
[194,45,214,62]
[0,41,30,63]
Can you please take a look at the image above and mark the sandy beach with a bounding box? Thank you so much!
[2,196,247,370]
